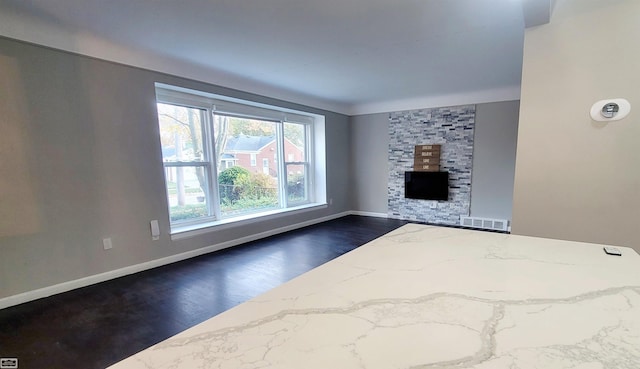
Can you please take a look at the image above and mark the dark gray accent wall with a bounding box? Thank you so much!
[0,37,351,299]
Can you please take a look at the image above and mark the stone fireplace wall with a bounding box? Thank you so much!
[388,105,475,225]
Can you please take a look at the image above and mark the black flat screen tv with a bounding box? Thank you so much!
[404,171,449,201]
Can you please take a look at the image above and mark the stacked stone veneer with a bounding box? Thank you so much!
[388,105,475,225]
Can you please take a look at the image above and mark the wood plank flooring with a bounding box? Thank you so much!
[0,215,408,369]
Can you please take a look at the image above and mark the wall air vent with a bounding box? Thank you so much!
[460,216,509,232]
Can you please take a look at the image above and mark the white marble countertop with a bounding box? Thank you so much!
[109,224,640,369]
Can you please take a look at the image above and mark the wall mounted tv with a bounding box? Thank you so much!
[404,171,449,201]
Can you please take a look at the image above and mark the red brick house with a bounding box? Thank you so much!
[221,135,304,177]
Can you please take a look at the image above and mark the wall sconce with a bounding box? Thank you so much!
[590,98,631,122]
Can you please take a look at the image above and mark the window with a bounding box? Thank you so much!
[156,103,211,223]
[283,123,309,204]
[155,84,325,231]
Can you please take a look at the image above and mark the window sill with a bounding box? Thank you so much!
[170,203,328,240]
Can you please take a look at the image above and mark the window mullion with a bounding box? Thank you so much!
[305,123,314,202]
[276,122,287,208]
[208,111,222,220]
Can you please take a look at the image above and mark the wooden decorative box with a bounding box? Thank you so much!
[413,144,441,171]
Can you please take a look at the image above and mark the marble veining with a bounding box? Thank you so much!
[109,224,640,369]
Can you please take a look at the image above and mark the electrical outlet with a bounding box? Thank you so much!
[103,238,113,250]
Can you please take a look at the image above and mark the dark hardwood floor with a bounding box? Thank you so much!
[0,215,408,369]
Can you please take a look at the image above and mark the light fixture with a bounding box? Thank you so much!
[590,98,631,122]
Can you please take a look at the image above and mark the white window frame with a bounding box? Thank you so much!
[250,153,257,167]
[283,122,312,206]
[155,83,327,237]
[156,105,217,227]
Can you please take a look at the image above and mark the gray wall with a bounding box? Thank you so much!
[471,101,519,220]
[0,37,351,299]
[349,101,520,220]
[349,113,390,214]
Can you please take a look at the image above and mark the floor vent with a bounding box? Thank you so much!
[460,216,509,232]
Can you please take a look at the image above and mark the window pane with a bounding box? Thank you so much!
[165,166,211,222]
[157,103,205,162]
[213,115,231,170]
[286,163,308,203]
[284,123,309,204]
[284,123,305,162]
[217,117,280,217]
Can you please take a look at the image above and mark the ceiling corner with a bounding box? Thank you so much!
[522,0,554,28]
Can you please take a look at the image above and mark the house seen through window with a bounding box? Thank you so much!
[155,84,322,230]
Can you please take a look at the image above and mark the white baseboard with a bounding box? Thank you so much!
[349,211,388,218]
[0,211,351,310]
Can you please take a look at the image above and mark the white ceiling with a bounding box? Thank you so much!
[0,0,550,115]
